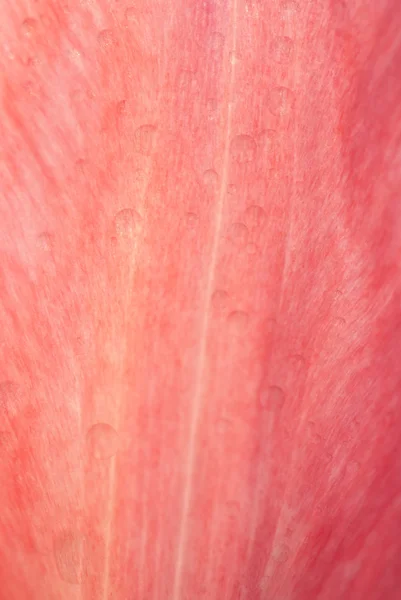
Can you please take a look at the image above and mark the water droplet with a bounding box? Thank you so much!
[270,36,294,64]
[0,431,14,459]
[217,418,232,434]
[281,0,300,18]
[133,124,157,155]
[67,48,82,65]
[98,29,115,49]
[202,169,219,191]
[114,208,141,240]
[257,129,278,158]
[307,421,317,436]
[287,353,306,369]
[0,381,20,419]
[211,289,229,311]
[229,222,249,247]
[37,232,54,252]
[22,18,38,36]
[206,97,218,116]
[23,80,39,97]
[268,86,294,116]
[25,55,40,68]
[259,385,285,410]
[244,205,266,229]
[86,423,119,459]
[246,243,259,255]
[133,168,147,186]
[346,460,361,478]
[334,317,346,328]
[273,544,290,563]
[229,134,257,164]
[53,530,86,584]
[125,6,137,22]
[177,70,199,96]
[230,51,241,65]
[227,310,249,333]
[307,421,322,443]
[185,212,199,230]
[209,32,225,54]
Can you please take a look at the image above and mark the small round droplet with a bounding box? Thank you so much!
[244,205,266,229]
[211,289,229,311]
[206,97,218,116]
[177,70,199,96]
[259,385,285,410]
[281,0,300,18]
[0,381,20,419]
[257,129,278,156]
[185,212,199,230]
[246,243,259,255]
[114,208,141,240]
[307,421,322,443]
[217,418,232,434]
[202,169,219,191]
[230,51,241,65]
[86,423,119,459]
[22,18,38,36]
[268,86,294,116]
[0,431,14,458]
[133,124,157,156]
[37,232,54,252]
[229,222,249,247]
[307,420,317,436]
[346,460,361,478]
[125,6,137,23]
[53,530,86,584]
[229,134,257,164]
[287,353,306,369]
[98,29,115,49]
[270,36,294,64]
[209,32,225,54]
[227,310,249,333]
[273,544,290,563]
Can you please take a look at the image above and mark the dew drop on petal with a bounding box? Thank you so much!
[53,530,86,584]
[211,289,229,311]
[185,212,199,230]
[229,222,249,247]
[270,36,294,64]
[86,423,119,460]
[202,169,219,191]
[259,385,285,410]
[268,86,294,116]
[273,544,290,563]
[0,381,21,420]
[227,310,249,334]
[229,134,257,164]
[125,7,137,23]
[114,208,141,240]
[244,205,266,229]
[98,29,115,49]
[37,232,54,252]
[246,242,259,256]
[281,0,300,19]
[22,18,38,36]
[133,124,157,156]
